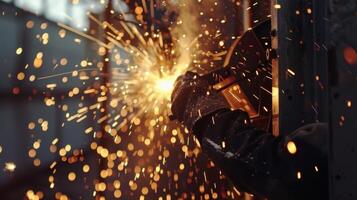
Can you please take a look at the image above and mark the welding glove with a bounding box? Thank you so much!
[170,71,228,132]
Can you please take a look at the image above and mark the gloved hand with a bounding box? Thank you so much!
[171,71,228,131]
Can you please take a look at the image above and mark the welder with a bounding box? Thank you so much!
[170,71,328,200]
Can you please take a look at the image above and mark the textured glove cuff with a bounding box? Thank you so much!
[182,91,228,131]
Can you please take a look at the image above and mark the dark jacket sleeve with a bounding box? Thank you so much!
[193,109,328,200]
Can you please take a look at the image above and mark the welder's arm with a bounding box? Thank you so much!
[202,137,290,199]
[197,111,329,200]
[171,72,328,199]
[170,72,285,197]
[194,109,288,199]
[170,71,280,165]
[195,109,293,200]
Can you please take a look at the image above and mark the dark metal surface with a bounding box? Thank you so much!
[330,86,357,200]
[329,1,357,199]
[277,0,357,199]
[276,0,329,135]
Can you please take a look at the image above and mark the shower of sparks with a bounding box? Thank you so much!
[5,0,272,199]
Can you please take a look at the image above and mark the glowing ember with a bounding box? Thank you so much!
[344,46,357,65]
[287,141,297,154]
[4,162,16,172]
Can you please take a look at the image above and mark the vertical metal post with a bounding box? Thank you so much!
[242,0,251,32]
[275,0,329,135]
[329,1,357,199]
[271,0,279,136]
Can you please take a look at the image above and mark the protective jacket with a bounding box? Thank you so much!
[171,72,328,200]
